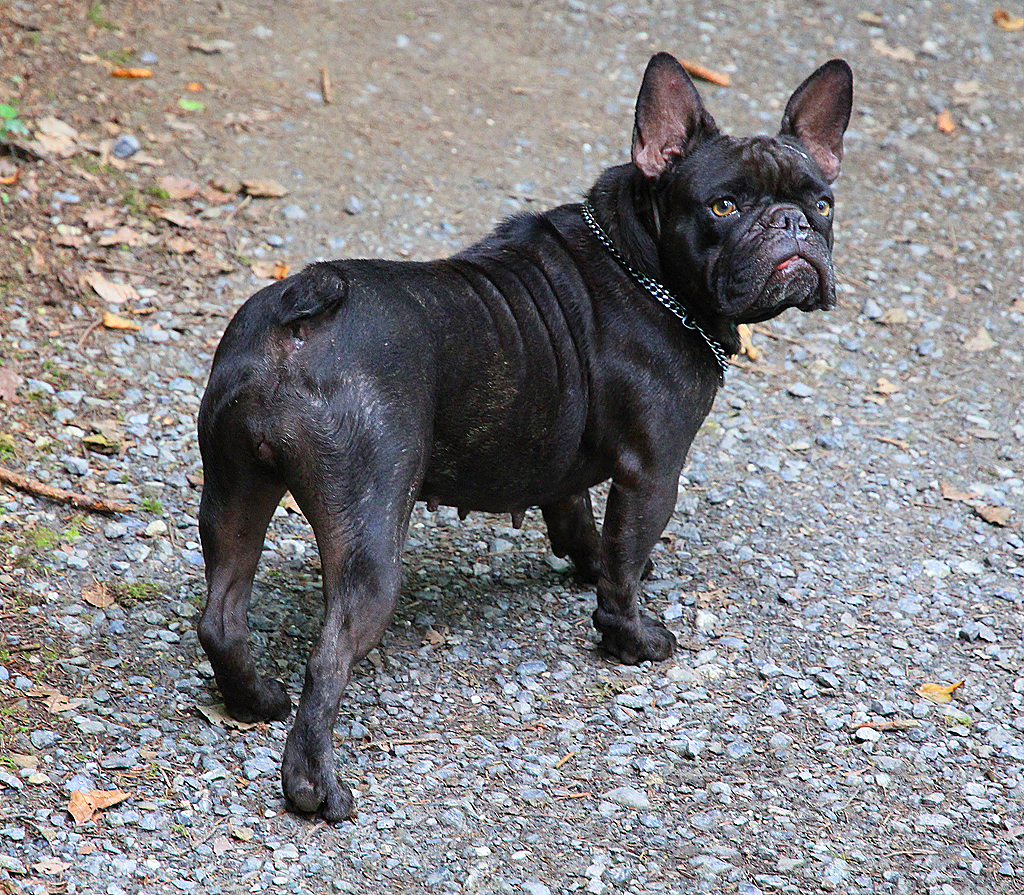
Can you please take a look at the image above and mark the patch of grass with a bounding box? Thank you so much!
[140,497,163,515]
[99,48,133,65]
[28,525,60,551]
[109,579,166,608]
[0,434,16,460]
[86,2,116,30]
[144,185,170,200]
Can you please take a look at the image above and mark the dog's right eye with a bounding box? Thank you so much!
[710,198,738,217]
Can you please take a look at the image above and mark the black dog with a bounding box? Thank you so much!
[197,52,852,821]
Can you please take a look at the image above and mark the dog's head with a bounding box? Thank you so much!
[632,53,853,324]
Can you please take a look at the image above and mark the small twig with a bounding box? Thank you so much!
[850,719,920,732]
[0,464,134,515]
[752,325,807,346]
[679,59,731,88]
[76,318,103,350]
[319,66,332,104]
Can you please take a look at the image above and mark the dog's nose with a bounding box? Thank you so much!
[767,206,809,234]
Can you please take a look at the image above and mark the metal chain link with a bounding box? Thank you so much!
[581,201,730,381]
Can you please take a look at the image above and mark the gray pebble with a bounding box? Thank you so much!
[111,134,141,159]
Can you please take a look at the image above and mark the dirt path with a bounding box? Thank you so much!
[2,2,1024,894]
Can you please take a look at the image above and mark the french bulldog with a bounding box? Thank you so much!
[197,52,853,822]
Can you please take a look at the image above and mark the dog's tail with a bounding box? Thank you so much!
[276,260,349,326]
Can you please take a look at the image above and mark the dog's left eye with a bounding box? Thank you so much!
[816,197,834,218]
[711,198,738,217]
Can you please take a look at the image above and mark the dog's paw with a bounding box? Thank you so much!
[223,676,292,723]
[593,609,676,665]
[281,730,355,823]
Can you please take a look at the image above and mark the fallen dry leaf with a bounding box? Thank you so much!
[878,308,909,326]
[27,684,80,713]
[280,493,301,514]
[83,580,115,608]
[110,66,152,78]
[917,681,964,704]
[197,703,258,731]
[857,11,885,25]
[940,481,981,503]
[86,271,140,306]
[82,207,119,230]
[0,367,23,402]
[871,38,915,62]
[33,858,72,875]
[155,207,195,228]
[241,178,289,198]
[736,323,759,361]
[98,226,153,247]
[102,311,141,331]
[936,109,955,133]
[875,377,899,396]
[994,9,1024,31]
[159,174,200,200]
[68,788,131,825]
[251,260,289,280]
[423,627,447,646]
[35,115,79,157]
[964,327,995,352]
[976,505,1013,527]
[166,235,199,254]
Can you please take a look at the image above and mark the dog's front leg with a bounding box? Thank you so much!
[592,476,678,664]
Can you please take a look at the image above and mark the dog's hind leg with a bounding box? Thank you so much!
[280,424,425,822]
[197,462,292,722]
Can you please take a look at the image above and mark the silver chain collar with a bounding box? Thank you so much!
[580,201,730,381]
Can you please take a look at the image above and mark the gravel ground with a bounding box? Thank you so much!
[2,1,1023,893]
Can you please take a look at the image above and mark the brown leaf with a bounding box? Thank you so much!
[98,226,153,247]
[68,788,131,825]
[279,493,302,514]
[83,581,115,608]
[976,505,1013,527]
[251,260,289,280]
[878,308,908,326]
[871,38,915,62]
[33,858,72,875]
[857,11,885,25]
[159,175,200,200]
[197,703,258,730]
[82,207,119,230]
[964,327,995,352]
[874,377,899,396]
[736,323,759,361]
[103,311,141,331]
[27,684,79,713]
[0,367,23,402]
[936,109,955,133]
[35,116,79,157]
[423,627,447,646]
[994,9,1024,31]
[110,66,152,78]
[940,481,980,503]
[241,178,289,198]
[166,235,198,254]
[917,681,964,704]
[154,207,195,228]
[86,271,140,306]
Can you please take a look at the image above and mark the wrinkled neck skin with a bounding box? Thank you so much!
[585,165,741,356]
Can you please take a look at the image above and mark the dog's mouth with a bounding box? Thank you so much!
[762,250,833,312]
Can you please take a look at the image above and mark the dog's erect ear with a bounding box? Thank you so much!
[631,53,719,178]
[779,59,853,183]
